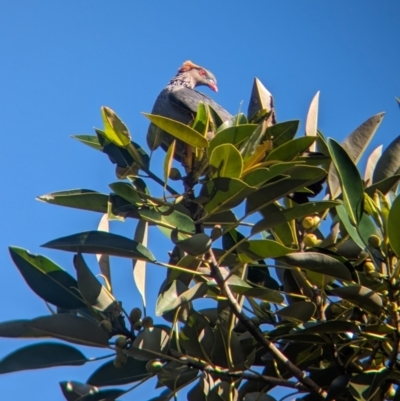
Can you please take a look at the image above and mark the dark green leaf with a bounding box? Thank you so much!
[268,120,299,148]
[266,136,316,162]
[87,357,149,386]
[27,315,110,347]
[60,381,125,401]
[349,369,390,401]
[365,175,400,196]
[0,320,43,338]
[37,189,108,213]
[328,138,364,224]
[295,320,359,334]
[388,194,400,257]
[237,239,293,262]
[128,327,169,361]
[42,231,155,262]
[9,247,85,309]
[163,140,176,187]
[0,343,87,374]
[109,182,143,205]
[143,113,208,148]
[247,78,274,121]
[172,230,212,256]
[330,285,383,316]
[276,302,316,323]
[282,252,353,282]
[156,361,198,392]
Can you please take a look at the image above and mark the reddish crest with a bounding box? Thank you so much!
[178,60,202,73]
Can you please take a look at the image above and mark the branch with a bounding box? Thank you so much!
[206,250,327,399]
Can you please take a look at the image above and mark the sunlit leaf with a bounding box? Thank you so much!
[210,143,243,178]
[101,106,131,147]
[133,220,149,310]
[388,194,400,257]
[305,91,320,152]
[71,135,102,151]
[373,135,400,183]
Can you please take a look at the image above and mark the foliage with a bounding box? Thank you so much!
[2,80,400,401]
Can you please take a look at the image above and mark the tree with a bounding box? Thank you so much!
[1,79,400,401]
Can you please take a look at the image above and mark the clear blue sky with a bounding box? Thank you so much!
[1,1,399,400]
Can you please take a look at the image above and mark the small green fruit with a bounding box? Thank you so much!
[99,320,112,333]
[301,216,315,229]
[303,233,318,247]
[113,353,127,369]
[146,359,163,373]
[368,235,381,249]
[129,308,142,324]
[142,316,154,328]
[363,261,376,275]
[115,336,127,349]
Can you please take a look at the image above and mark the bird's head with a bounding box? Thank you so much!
[177,60,218,92]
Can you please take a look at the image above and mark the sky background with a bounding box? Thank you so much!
[1,1,399,400]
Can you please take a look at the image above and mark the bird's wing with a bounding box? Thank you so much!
[168,88,232,122]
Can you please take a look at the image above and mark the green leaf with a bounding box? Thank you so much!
[133,220,148,310]
[156,281,208,316]
[330,285,383,316]
[209,124,257,155]
[163,140,176,188]
[373,135,400,183]
[73,253,116,312]
[327,138,364,224]
[266,136,316,162]
[192,102,209,135]
[305,91,320,152]
[143,113,208,148]
[37,189,108,213]
[128,327,169,361]
[60,381,125,401]
[200,177,256,215]
[9,247,85,309]
[156,361,199,392]
[101,106,131,147]
[295,320,360,335]
[0,320,43,338]
[210,144,243,178]
[87,357,149,387]
[237,239,293,262]
[71,135,102,151]
[171,230,212,256]
[349,369,390,401]
[42,231,155,262]
[139,206,195,234]
[216,113,248,132]
[246,166,327,215]
[276,301,316,323]
[364,145,383,185]
[282,252,353,282]
[109,182,143,205]
[240,120,268,161]
[26,315,110,347]
[268,120,299,148]
[365,175,400,197]
[329,113,384,197]
[336,205,364,249]
[388,194,400,257]
[0,343,87,374]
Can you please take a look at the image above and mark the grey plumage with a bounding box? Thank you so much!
[147,60,231,161]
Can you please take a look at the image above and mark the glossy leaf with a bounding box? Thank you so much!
[329,113,384,196]
[73,253,116,312]
[373,135,400,183]
[172,230,212,256]
[246,166,327,215]
[26,315,110,347]
[129,327,169,361]
[328,138,364,225]
[282,252,353,282]
[87,357,149,386]
[209,124,257,155]
[163,140,176,189]
[143,113,208,148]
[268,120,299,148]
[276,302,316,323]
[388,194,400,257]
[9,247,85,309]
[0,343,87,374]
[101,106,131,147]
[42,231,155,262]
[237,239,293,262]
[330,285,383,316]
[266,136,316,162]
[109,182,143,205]
[210,143,243,178]
[60,381,125,401]
[192,102,209,135]
[37,189,108,213]
[200,177,256,215]
[71,135,102,151]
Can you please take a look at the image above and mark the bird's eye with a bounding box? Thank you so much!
[199,69,206,76]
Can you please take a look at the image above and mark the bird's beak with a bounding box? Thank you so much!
[208,80,218,92]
